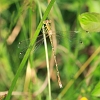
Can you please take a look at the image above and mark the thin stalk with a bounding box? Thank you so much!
[43,27,51,100]
[5,0,55,99]
[38,1,51,100]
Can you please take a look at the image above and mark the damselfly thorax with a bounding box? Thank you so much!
[43,20,53,35]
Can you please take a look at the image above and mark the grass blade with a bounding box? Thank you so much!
[5,0,56,99]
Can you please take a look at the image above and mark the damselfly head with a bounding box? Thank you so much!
[43,20,51,24]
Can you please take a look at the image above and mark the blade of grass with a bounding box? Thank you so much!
[5,0,56,99]
[42,26,52,100]
[38,0,52,100]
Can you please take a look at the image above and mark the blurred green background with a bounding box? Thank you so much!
[0,0,100,100]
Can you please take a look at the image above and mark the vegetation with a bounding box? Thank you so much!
[0,0,100,100]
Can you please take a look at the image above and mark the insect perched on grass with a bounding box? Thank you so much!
[43,20,63,88]
[18,20,84,88]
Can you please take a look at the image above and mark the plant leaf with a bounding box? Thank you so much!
[91,82,100,97]
[78,12,100,32]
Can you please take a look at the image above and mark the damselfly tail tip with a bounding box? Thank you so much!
[59,84,63,88]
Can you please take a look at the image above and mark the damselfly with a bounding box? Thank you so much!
[18,20,84,88]
[43,20,63,88]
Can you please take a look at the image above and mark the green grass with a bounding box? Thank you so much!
[0,0,100,100]
[5,0,56,100]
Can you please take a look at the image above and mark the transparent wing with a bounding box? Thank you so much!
[52,30,83,48]
[18,33,49,58]
[18,30,84,58]
[18,33,44,49]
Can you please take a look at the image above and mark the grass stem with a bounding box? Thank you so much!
[5,0,55,99]
[38,1,51,100]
